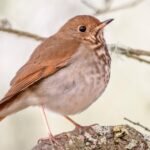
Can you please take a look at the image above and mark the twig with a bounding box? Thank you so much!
[124,117,150,132]
[111,45,150,57]
[81,0,145,15]
[0,27,45,41]
[0,27,150,64]
[124,54,150,64]
[110,45,150,64]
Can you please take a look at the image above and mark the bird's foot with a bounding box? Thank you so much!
[38,133,60,146]
[64,116,98,134]
[74,123,99,134]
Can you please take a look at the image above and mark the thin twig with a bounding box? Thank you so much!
[0,27,45,41]
[124,117,150,132]
[111,45,150,57]
[0,26,150,64]
[81,0,145,15]
[110,45,150,64]
[124,54,150,64]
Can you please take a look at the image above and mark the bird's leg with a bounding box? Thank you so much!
[64,116,84,129]
[64,116,98,132]
[38,104,59,145]
[41,104,52,136]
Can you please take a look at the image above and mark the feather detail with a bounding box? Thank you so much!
[0,34,80,105]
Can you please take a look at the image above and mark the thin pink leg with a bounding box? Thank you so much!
[38,105,59,144]
[64,116,98,131]
[41,104,53,137]
[64,116,83,128]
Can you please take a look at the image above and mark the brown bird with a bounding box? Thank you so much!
[0,15,113,141]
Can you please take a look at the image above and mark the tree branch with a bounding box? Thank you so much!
[81,0,145,15]
[110,44,150,64]
[32,124,150,150]
[0,27,45,41]
[124,117,150,132]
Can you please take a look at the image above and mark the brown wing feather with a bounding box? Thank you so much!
[2,68,45,102]
[0,35,79,104]
[10,64,43,86]
[1,64,65,103]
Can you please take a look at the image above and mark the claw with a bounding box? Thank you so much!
[74,123,99,134]
[38,134,60,146]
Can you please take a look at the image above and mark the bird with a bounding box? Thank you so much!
[0,15,113,141]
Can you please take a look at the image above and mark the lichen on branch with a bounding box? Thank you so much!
[32,124,150,150]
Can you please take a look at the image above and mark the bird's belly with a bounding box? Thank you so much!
[33,58,110,115]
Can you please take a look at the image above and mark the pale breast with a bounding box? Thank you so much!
[30,45,111,115]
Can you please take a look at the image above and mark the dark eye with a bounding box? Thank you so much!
[79,25,86,32]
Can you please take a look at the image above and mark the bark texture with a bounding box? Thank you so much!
[32,124,150,150]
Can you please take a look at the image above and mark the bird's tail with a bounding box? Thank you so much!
[0,96,28,122]
[0,98,15,121]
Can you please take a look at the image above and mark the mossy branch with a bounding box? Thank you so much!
[32,124,150,150]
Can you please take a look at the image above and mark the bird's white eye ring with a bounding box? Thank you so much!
[78,25,86,32]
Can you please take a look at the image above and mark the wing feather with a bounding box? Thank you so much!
[0,35,79,104]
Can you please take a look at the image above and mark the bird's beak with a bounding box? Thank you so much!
[93,18,114,34]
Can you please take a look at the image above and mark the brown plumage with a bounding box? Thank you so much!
[1,37,79,103]
[0,37,79,119]
[0,15,113,123]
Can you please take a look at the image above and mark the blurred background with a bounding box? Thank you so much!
[0,0,150,149]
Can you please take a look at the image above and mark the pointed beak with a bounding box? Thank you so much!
[94,18,114,33]
[102,18,114,27]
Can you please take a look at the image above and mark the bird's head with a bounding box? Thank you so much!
[59,15,113,46]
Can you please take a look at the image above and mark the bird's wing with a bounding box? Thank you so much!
[0,36,79,104]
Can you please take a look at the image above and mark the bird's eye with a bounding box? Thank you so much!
[79,25,86,32]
